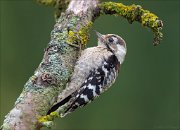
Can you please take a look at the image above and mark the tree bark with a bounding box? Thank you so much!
[1,0,98,129]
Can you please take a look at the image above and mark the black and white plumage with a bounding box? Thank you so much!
[47,31,127,117]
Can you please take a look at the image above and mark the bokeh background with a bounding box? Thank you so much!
[0,0,179,129]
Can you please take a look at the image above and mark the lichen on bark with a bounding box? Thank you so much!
[99,2,163,45]
[1,0,96,129]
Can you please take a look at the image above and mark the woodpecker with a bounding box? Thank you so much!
[47,31,127,117]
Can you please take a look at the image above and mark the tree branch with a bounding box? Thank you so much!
[1,0,163,130]
[1,0,98,129]
[99,2,163,46]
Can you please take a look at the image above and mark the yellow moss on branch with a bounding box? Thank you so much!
[37,0,70,19]
[67,21,93,47]
[38,111,59,123]
[38,111,59,128]
[37,0,56,6]
[99,2,163,45]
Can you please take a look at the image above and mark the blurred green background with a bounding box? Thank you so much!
[0,0,179,129]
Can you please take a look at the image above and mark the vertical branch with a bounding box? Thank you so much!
[1,0,98,129]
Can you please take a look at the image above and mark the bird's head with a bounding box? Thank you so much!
[95,31,127,64]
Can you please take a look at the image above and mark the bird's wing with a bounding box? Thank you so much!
[47,54,120,116]
[62,54,120,116]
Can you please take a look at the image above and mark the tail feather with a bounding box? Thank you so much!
[47,95,72,115]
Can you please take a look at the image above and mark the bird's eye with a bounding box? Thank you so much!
[108,37,114,43]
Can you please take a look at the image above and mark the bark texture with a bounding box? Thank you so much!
[1,0,98,129]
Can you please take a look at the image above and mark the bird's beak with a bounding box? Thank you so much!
[94,31,111,51]
[95,30,103,38]
[94,30,106,44]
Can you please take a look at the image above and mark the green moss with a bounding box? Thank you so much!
[100,2,163,45]
[66,31,76,44]
[37,0,70,19]
[67,21,93,46]
[54,0,70,19]
[38,111,59,128]
[37,0,56,6]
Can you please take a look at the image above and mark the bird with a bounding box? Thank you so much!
[47,31,127,117]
